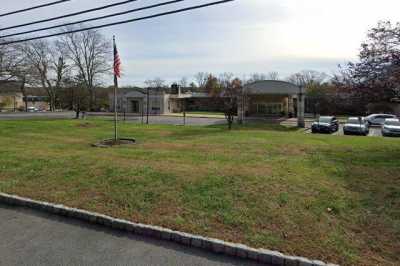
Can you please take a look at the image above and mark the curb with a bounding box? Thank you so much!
[0,193,338,266]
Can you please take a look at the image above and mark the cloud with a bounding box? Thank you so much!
[1,0,400,86]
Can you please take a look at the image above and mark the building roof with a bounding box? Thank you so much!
[244,80,300,95]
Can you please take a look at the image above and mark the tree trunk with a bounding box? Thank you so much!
[75,101,80,119]
[19,77,28,112]
[89,88,95,111]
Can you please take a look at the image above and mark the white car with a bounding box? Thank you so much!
[382,118,400,137]
[27,107,39,113]
[343,117,369,136]
[366,114,397,126]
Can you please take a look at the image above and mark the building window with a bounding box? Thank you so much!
[256,103,282,115]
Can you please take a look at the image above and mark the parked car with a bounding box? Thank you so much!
[27,107,39,113]
[343,117,369,136]
[382,118,400,137]
[311,116,339,134]
[366,114,397,126]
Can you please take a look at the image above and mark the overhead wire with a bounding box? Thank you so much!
[0,0,71,18]
[0,0,140,31]
[0,0,234,46]
[1,0,186,39]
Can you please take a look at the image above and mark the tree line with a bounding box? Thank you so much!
[0,26,111,117]
[1,21,399,118]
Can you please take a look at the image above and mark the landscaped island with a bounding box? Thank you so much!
[0,119,398,266]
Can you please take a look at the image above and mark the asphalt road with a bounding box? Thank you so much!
[124,115,227,126]
[0,111,75,120]
[0,112,227,126]
[0,204,263,266]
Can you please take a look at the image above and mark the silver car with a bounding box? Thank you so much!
[382,119,400,137]
[366,114,397,126]
[343,117,369,136]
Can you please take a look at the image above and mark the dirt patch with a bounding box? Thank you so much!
[76,122,97,128]
[92,138,136,148]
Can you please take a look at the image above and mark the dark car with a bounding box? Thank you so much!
[343,117,369,136]
[311,116,339,134]
[366,114,397,126]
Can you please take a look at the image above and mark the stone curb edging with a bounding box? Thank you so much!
[0,193,338,266]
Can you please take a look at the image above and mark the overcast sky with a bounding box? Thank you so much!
[1,0,400,86]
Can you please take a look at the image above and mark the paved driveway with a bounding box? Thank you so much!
[131,116,227,126]
[0,205,263,266]
[89,114,227,126]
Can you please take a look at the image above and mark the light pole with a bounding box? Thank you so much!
[297,86,305,128]
[146,87,150,125]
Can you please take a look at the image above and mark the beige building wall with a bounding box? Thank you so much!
[0,93,24,110]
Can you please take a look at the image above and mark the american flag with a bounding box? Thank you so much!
[114,42,121,78]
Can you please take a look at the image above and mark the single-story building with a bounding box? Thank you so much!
[110,88,170,115]
[238,80,305,127]
[0,92,24,111]
[110,80,305,127]
[0,81,50,111]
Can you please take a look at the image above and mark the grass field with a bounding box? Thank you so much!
[0,119,399,265]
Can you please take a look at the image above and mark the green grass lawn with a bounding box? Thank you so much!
[0,119,399,265]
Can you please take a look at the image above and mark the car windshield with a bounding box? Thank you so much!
[318,117,332,123]
[385,120,400,126]
[347,118,362,123]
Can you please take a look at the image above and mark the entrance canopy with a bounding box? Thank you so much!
[244,80,300,95]
[238,80,305,127]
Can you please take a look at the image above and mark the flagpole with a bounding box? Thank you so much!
[113,35,118,142]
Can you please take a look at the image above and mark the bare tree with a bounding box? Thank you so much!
[206,74,242,130]
[0,44,16,81]
[17,40,61,111]
[56,27,111,111]
[267,71,280,80]
[286,70,329,87]
[247,73,267,84]
[1,44,32,111]
[144,77,166,90]
[194,72,209,88]
[50,45,70,110]
[218,72,234,88]
[179,77,188,88]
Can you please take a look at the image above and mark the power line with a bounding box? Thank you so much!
[0,0,234,46]
[0,0,71,18]
[1,0,185,39]
[0,0,141,32]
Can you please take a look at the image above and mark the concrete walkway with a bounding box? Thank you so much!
[0,204,263,266]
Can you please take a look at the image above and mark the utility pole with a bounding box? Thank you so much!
[183,98,186,126]
[297,86,305,128]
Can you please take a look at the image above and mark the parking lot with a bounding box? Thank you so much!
[305,123,384,137]
[0,112,397,138]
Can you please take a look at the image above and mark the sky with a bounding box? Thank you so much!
[1,0,400,86]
